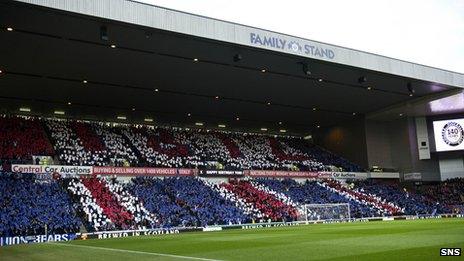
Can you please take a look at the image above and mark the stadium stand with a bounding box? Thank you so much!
[81,177,135,229]
[220,180,299,221]
[45,119,108,166]
[40,116,364,171]
[72,122,106,153]
[155,177,248,226]
[421,178,464,213]
[122,126,192,168]
[46,119,139,167]
[1,116,463,237]
[1,171,463,236]
[128,177,199,227]
[200,178,265,221]
[248,179,304,214]
[321,179,403,215]
[93,124,139,167]
[182,129,238,169]
[129,177,250,227]
[66,177,157,231]
[66,178,113,231]
[0,116,54,163]
[254,178,380,218]
[0,173,81,237]
[288,139,363,172]
[216,133,242,159]
[104,178,158,227]
[353,179,439,215]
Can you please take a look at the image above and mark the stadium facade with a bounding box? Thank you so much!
[1,1,464,179]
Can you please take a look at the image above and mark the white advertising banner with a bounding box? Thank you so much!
[369,172,400,179]
[433,118,464,152]
[11,165,92,176]
[403,172,422,181]
[329,172,369,180]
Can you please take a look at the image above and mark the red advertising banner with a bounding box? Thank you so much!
[245,170,332,179]
[92,167,195,176]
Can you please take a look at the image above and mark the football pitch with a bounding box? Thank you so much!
[2,219,463,261]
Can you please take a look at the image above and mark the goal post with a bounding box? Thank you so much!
[299,203,351,222]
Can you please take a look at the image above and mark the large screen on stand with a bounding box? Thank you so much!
[432,118,464,152]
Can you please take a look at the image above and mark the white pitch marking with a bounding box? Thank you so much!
[47,242,223,261]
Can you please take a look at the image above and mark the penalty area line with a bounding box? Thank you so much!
[47,242,223,261]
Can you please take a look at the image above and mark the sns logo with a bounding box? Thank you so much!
[440,248,461,256]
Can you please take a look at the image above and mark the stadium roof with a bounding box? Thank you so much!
[1,0,463,135]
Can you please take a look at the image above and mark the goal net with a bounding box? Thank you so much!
[299,203,351,222]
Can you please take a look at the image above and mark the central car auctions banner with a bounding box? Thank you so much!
[92,167,195,176]
[330,172,369,179]
[11,164,92,177]
[245,170,368,179]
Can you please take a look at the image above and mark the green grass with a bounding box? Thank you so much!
[2,219,463,260]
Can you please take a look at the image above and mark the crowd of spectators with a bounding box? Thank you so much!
[288,139,363,172]
[128,177,249,227]
[221,180,299,221]
[0,173,81,237]
[157,177,248,226]
[230,133,285,170]
[254,178,380,218]
[118,125,355,171]
[420,178,464,213]
[0,116,54,163]
[94,124,139,166]
[38,116,364,171]
[72,122,106,153]
[201,178,264,221]
[1,173,463,237]
[322,179,403,215]
[216,133,242,158]
[0,116,364,172]
[179,130,238,169]
[123,127,193,168]
[66,177,157,232]
[353,179,439,215]
[66,178,113,231]
[128,177,199,227]
[2,116,463,238]
[46,119,138,166]
[248,179,304,215]
[80,177,135,229]
[46,119,107,166]
[103,178,158,228]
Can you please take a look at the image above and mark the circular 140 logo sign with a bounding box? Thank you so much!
[441,121,464,146]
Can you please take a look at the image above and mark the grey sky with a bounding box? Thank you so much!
[138,0,464,73]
